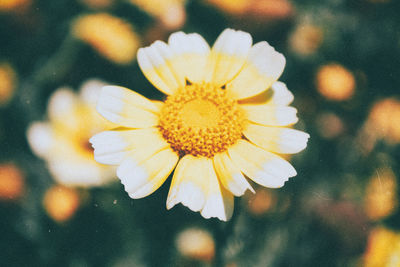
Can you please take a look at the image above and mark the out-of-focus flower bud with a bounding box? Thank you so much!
[0,163,25,201]
[175,227,215,262]
[316,63,356,101]
[43,185,80,222]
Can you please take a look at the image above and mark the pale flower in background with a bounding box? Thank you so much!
[90,29,309,221]
[27,79,116,187]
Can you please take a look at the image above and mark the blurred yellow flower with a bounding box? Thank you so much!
[27,79,116,187]
[91,29,309,221]
[43,185,80,222]
[0,62,17,106]
[72,13,140,64]
[0,163,25,201]
[364,227,400,267]
[368,98,400,144]
[205,0,293,19]
[0,0,30,11]
[175,227,215,262]
[316,63,356,101]
[128,0,186,29]
[364,167,397,221]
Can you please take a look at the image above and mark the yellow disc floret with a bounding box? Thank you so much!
[159,83,245,157]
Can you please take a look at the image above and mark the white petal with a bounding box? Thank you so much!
[200,158,234,221]
[96,85,159,128]
[243,123,310,154]
[137,40,185,95]
[117,148,178,199]
[167,155,208,212]
[238,81,294,106]
[241,105,298,126]
[168,32,210,84]
[205,28,252,86]
[213,152,254,196]
[90,127,168,165]
[228,140,297,188]
[26,122,54,158]
[228,41,286,100]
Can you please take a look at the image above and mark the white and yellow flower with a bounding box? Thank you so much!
[27,79,116,187]
[90,29,309,221]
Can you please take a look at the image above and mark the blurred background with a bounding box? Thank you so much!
[1,0,400,266]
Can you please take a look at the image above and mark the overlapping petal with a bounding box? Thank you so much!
[228,42,286,100]
[213,152,254,196]
[90,127,167,165]
[168,32,210,84]
[243,123,310,154]
[228,140,297,188]
[117,147,178,199]
[205,28,252,86]
[96,85,160,128]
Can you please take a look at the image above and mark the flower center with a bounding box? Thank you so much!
[159,83,245,157]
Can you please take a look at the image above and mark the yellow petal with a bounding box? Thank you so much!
[205,28,252,86]
[213,152,254,196]
[168,32,210,84]
[137,40,185,95]
[96,85,159,128]
[117,147,178,199]
[241,105,298,126]
[243,123,310,154]
[166,155,208,212]
[228,140,296,188]
[227,42,286,100]
[90,127,168,165]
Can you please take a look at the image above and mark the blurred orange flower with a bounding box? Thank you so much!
[364,167,397,221]
[72,13,140,64]
[176,227,215,262]
[0,163,25,201]
[316,63,355,101]
[0,62,17,106]
[128,0,186,29]
[43,185,80,222]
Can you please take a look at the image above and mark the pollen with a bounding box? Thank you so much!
[159,83,245,157]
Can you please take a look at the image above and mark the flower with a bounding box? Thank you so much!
[315,63,356,101]
[43,185,80,222]
[0,62,17,106]
[27,79,116,187]
[0,163,25,201]
[72,13,140,64]
[128,0,186,29]
[364,227,400,267]
[175,227,215,262]
[90,29,309,221]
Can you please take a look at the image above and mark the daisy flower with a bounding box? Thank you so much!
[90,29,309,221]
[27,79,117,187]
